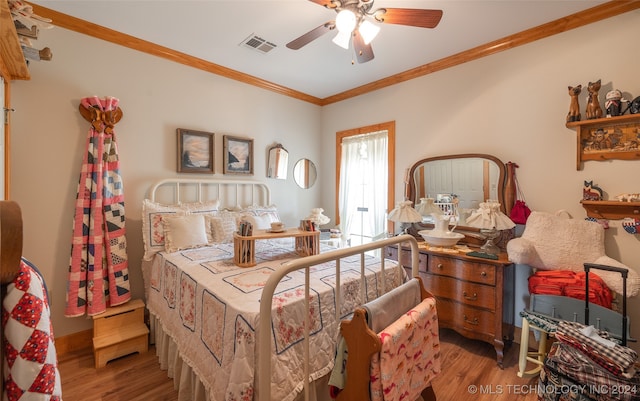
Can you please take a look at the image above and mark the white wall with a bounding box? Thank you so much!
[9,10,640,347]
[320,11,640,347]
[10,27,322,337]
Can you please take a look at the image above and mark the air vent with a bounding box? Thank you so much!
[240,34,277,54]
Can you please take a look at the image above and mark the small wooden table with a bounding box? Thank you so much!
[233,228,320,267]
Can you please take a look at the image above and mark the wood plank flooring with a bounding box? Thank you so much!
[58,328,539,401]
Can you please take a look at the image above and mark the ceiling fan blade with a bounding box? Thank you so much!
[286,21,335,50]
[353,30,374,64]
[374,8,443,28]
[308,0,337,8]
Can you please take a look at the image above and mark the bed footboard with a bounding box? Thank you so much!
[258,234,421,401]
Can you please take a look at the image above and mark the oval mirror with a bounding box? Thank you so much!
[293,158,317,189]
[267,144,288,180]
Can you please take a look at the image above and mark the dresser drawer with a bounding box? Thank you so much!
[428,255,496,285]
[384,246,427,272]
[436,297,496,336]
[423,274,495,310]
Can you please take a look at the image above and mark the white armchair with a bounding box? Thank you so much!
[507,211,638,297]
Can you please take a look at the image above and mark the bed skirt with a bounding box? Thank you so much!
[149,314,331,401]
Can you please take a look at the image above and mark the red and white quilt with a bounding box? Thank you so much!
[2,259,62,401]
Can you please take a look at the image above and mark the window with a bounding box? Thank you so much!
[336,122,395,245]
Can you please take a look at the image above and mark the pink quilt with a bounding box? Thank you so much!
[370,297,440,401]
[2,259,62,400]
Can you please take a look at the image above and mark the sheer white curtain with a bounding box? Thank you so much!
[338,130,388,245]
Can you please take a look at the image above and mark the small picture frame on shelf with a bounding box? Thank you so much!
[223,135,253,175]
[177,129,214,173]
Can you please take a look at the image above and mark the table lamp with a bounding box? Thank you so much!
[466,200,515,254]
[306,208,330,228]
[388,200,422,235]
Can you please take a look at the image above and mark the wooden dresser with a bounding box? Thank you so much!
[385,244,515,368]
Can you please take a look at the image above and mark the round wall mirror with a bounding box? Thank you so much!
[293,159,317,189]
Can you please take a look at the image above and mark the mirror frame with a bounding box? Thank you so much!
[267,144,288,180]
[293,158,317,189]
[406,153,514,247]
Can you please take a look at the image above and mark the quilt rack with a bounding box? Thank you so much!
[336,276,438,401]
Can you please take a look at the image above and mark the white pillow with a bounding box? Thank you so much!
[181,200,220,214]
[141,199,185,260]
[162,214,210,253]
[241,213,274,230]
[243,205,280,222]
[207,211,238,243]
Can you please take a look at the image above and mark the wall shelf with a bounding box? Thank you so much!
[566,114,640,170]
[580,200,640,220]
[0,0,30,80]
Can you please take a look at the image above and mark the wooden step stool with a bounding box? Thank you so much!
[92,299,149,368]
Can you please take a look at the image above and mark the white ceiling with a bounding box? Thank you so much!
[31,0,609,99]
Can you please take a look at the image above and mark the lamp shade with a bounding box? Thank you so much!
[359,20,380,44]
[388,201,422,224]
[306,208,330,226]
[466,201,515,230]
[416,198,443,217]
[335,9,357,33]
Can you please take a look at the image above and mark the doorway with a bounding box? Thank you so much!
[336,122,395,246]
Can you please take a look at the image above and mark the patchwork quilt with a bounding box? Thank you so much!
[2,259,62,401]
[143,239,403,401]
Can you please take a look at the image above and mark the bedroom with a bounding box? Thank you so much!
[2,0,640,399]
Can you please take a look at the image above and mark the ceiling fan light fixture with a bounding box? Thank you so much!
[358,20,380,45]
[332,30,351,49]
[335,9,356,33]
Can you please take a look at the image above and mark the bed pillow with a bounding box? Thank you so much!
[142,199,186,260]
[243,205,281,223]
[241,213,275,230]
[162,214,210,253]
[207,210,239,243]
[181,200,220,214]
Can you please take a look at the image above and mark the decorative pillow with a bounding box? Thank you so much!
[142,199,186,260]
[162,214,210,253]
[180,200,220,214]
[241,213,276,230]
[207,211,238,243]
[243,205,281,223]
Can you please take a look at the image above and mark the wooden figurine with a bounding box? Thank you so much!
[567,84,582,123]
[585,79,603,120]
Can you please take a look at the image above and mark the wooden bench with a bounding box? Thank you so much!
[92,299,149,368]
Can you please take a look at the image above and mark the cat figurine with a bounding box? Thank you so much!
[567,84,582,122]
[583,180,603,201]
[585,79,603,120]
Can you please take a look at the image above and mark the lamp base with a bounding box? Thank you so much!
[479,228,500,255]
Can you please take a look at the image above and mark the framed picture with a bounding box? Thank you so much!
[177,129,215,173]
[223,135,253,175]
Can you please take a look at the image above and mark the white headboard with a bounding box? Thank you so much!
[146,178,271,209]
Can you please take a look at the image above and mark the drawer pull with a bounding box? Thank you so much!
[463,291,477,301]
[437,263,444,269]
[463,315,479,325]
[480,271,487,277]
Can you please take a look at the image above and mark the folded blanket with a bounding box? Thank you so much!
[555,321,638,378]
[370,297,440,401]
[363,278,421,334]
[546,342,640,401]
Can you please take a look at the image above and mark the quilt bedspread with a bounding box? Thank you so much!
[143,239,403,401]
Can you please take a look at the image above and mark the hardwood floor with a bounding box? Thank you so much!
[58,328,539,401]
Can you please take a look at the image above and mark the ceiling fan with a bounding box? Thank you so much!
[286,0,443,63]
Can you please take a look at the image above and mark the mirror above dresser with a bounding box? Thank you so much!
[406,153,515,247]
